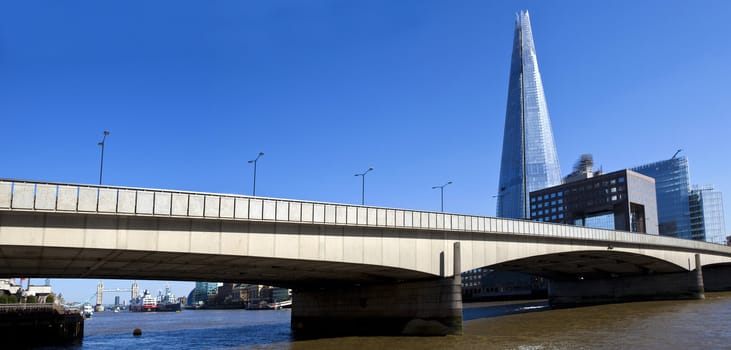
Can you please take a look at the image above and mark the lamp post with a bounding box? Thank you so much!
[354,167,374,205]
[248,152,264,196]
[432,181,453,212]
[97,130,110,185]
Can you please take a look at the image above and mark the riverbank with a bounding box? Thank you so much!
[0,304,84,346]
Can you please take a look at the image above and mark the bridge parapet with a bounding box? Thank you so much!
[1,179,728,257]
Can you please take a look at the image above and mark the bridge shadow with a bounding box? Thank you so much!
[462,299,551,321]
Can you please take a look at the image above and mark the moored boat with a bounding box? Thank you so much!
[156,286,182,312]
[130,289,157,312]
[82,303,94,318]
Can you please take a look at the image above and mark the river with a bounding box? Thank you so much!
[71,292,731,349]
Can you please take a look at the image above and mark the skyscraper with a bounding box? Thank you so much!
[690,185,726,244]
[497,10,561,219]
[632,157,692,239]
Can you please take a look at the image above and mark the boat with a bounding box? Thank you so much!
[266,299,292,309]
[82,303,94,318]
[156,286,182,312]
[130,289,157,312]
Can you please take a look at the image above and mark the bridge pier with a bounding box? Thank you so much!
[291,243,463,337]
[549,254,705,306]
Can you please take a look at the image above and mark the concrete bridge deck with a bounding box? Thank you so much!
[2,179,731,335]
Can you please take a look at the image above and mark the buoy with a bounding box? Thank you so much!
[133,328,142,336]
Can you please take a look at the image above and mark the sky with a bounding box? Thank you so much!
[2,0,730,304]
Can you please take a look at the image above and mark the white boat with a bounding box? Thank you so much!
[82,303,94,318]
[130,289,158,312]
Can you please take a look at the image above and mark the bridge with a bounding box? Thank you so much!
[2,179,731,336]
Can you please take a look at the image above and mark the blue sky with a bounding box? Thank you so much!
[2,1,730,303]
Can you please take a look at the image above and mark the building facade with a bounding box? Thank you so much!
[529,169,658,234]
[188,281,222,305]
[632,157,692,239]
[465,11,559,300]
[497,10,562,219]
[690,185,726,244]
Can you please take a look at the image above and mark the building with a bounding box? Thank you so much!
[462,269,547,302]
[690,185,726,244]
[466,10,559,300]
[530,168,658,234]
[631,156,727,243]
[188,281,221,306]
[496,10,562,219]
[632,156,692,239]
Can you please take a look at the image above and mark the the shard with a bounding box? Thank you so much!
[497,11,562,219]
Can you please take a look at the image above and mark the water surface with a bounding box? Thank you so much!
[69,292,731,349]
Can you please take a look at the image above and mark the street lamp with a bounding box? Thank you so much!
[97,130,110,185]
[432,181,453,212]
[354,167,374,205]
[248,152,265,196]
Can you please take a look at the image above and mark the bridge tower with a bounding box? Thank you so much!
[131,281,139,300]
[95,281,105,312]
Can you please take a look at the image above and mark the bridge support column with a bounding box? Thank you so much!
[291,243,463,337]
[549,254,705,306]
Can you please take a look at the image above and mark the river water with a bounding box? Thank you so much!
[66,292,731,349]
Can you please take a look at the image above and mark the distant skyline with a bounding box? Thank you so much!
[2,1,730,303]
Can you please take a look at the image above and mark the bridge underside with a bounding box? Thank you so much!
[488,251,688,281]
[0,245,433,288]
[483,251,703,306]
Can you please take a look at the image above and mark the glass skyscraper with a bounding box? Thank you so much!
[497,10,561,219]
[632,157,692,239]
[690,185,726,244]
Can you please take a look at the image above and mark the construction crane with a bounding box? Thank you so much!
[672,149,683,159]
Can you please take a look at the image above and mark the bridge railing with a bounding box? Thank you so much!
[1,179,728,255]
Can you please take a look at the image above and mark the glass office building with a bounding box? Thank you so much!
[690,185,726,244]
[189,281,222,305]
[497,10,561,219]
[632,157,692,239]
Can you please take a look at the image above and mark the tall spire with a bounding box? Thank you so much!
[496,10,561,219]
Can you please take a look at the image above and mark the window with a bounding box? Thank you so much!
[618,177,625,183]
[550,193,556,198]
